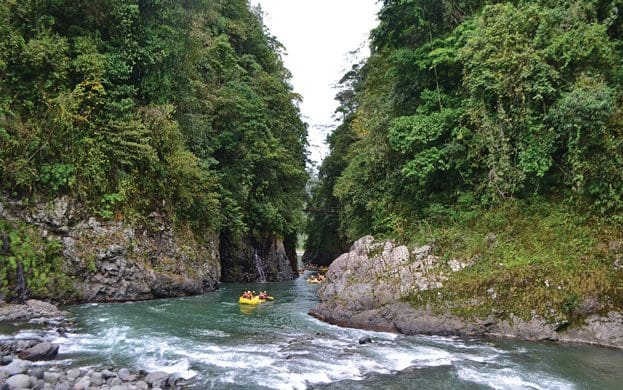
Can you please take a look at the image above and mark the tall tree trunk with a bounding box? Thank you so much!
[15,261,26,304]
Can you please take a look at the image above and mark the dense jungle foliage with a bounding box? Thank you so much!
[0,0,308,298]
[305,0,623,264]
[0,0,307,237]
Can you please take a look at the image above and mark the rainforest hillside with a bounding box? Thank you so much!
[306,0,623,262]
[0,0,307,299]
[305,0,623,318]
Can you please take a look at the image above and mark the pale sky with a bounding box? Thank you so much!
[249,0,381,168]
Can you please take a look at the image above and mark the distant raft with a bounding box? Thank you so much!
[307,274,326,284]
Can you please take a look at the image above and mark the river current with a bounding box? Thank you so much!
[34,276,623,389]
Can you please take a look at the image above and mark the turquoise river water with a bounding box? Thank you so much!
[16,275,623,389]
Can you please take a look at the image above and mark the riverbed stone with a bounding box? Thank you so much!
[0,359,31,376]
[29,367,45,379]
[135,381,148,390]
[145,371,169,388]
[73,376,90,390]
[1,355,13,365]
[4,373,31,389]
[55,382,70,390]
[108,377,122,387]
[90,372,104,386]
[66,368,82,380]
[18,342,59,361]
[43,372,61,384]
[100,369,115,380]
[110,385,128,390]
[0,299,70,324]
[117,368,135,382]
[15,339,39,351]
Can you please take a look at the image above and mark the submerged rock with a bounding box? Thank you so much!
[17,342,59,361]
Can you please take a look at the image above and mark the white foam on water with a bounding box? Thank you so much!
[457,366,575,390]
[264,350,395,389]
[308,316,400,342]
[190,329,230,338]
[458,352,500,363]
[52,296,588,390]
[53,333,103,354]
[175,347,278,370]
[217,371,239,384]
[36,358,74,366]
[139,357,197,379]
[267,370,333,390]
[370,344,455,372]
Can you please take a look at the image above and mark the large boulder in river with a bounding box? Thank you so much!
[309,235,623,348]
[310,236,452,332]
[17,342,58,361]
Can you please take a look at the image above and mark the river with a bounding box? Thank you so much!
[38,276,623,389]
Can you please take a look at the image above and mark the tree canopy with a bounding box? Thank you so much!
[306,0,623,249]
[0,0,308,240]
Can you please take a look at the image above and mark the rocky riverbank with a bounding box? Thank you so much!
[309,236,623,348]
[0,300,187,389]
[0,300,70,327]
[0,358,185,389]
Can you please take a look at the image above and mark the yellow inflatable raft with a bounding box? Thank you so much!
[238,296,274,305]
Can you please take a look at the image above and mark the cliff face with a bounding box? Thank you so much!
[219,232,297,283]
[310,236,623,348]
[0,196,220,303]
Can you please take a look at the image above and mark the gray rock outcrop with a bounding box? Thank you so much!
[310,236,623,348]
[1,196,220,303]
